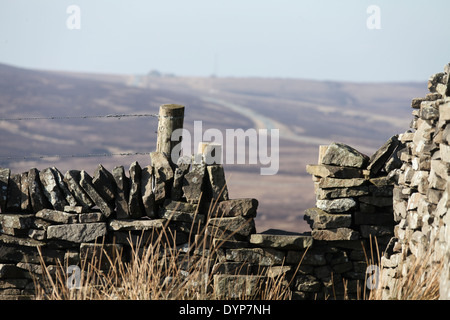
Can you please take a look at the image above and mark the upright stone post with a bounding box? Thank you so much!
[156,104,185,166]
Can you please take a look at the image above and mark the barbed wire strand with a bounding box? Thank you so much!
[0,113,162,121]
[0,152,152,161]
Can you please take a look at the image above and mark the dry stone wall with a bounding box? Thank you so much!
[379,63,450,299]
[1,64,450,300]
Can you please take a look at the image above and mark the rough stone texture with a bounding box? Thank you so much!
[182,162,206,204]
[140,166,156,218]
[214,198,258,218]
[150,152,174,203]
[92,164,116,205]
[206,165,229,201]
[36,209,78,224]
[79,170,113,218]
[367,135,400,176]
[5,174,21,212]
[249,229,313,250]
[321,142,369,168]
[112,166,130,219]
[0,168,10,213]
[171,156,190,201]
[316,198,357,213]
[52,167,78,208]
[207,215,256,241]
[39,168,68,211]
[311,228,360,241]
[107,219,165,231]
[304,207,352,229]
[128,161,144,219]
[64,170,94,211]
[47,223,107,243]
[306,164,364,179]
[19,172,31,212]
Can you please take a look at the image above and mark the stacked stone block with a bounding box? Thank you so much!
[301,138,403,298]
[380,63,450,299]
[0,149,261,299]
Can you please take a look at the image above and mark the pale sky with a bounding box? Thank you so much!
[1,0,449,82]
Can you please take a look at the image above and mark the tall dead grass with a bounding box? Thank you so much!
[33,198,300,300]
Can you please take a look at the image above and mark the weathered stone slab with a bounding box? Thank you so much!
[214,198,258,218]
[206,165,229,201]
[0,168,10,213]
[226,248,284,266]
[182,162,206,204]
[19,172,31,212]
[52,167,78,208]
[321,142,369,168]
[162,199,197,213]
[64,170,94,211]
[79,212,104,223]
[317,177,366,189]
[141,165,156,218]
[311,228,360,241]
[6,174,21,212]
[107,219,165,231]
[214,274,266,299]
[160,209,205,223]
[92,164,116,205]
[171,156,190,201]
[112,166,130,219]
[47,223,107,243]
[303,207,352,229]
[315,186,369,200]
[39,168,68,211]
[28,168,50,212]
[367,135,400,176]
[316,198,357,213]
[207,216,256,241]
[79,170,113,218]
[306,164,364,179]
[128,161,144,219]
[249,229,313,250]
[0,214,35,230]
[35,209,78,224]
[150,152,174,203]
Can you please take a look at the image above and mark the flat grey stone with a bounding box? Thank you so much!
[250,230,313,250]
[52,167,78,207]
[0,168,10,213]
[128,161,144,219]
[39,168,68,211]
[6,174,22,212]
[311,228,360,241]
[79,170,113,218]
[35,209,78,224]
[150,152,173,203]
[64,170,94,211]
[112,166,130,219]
[316,198,357,213]
[206,165,229,201]
[182,162,205,204]
[321,142,369,168]
[92,164,116,204]
[171,156,190,201]
[214,198,258,218]
[140,165,156,218]
[28,168,50,212]
[303,207,352,229]
[47,223,107,243]
[107,219,165,231]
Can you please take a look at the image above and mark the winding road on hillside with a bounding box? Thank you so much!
[201,96,333,146]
